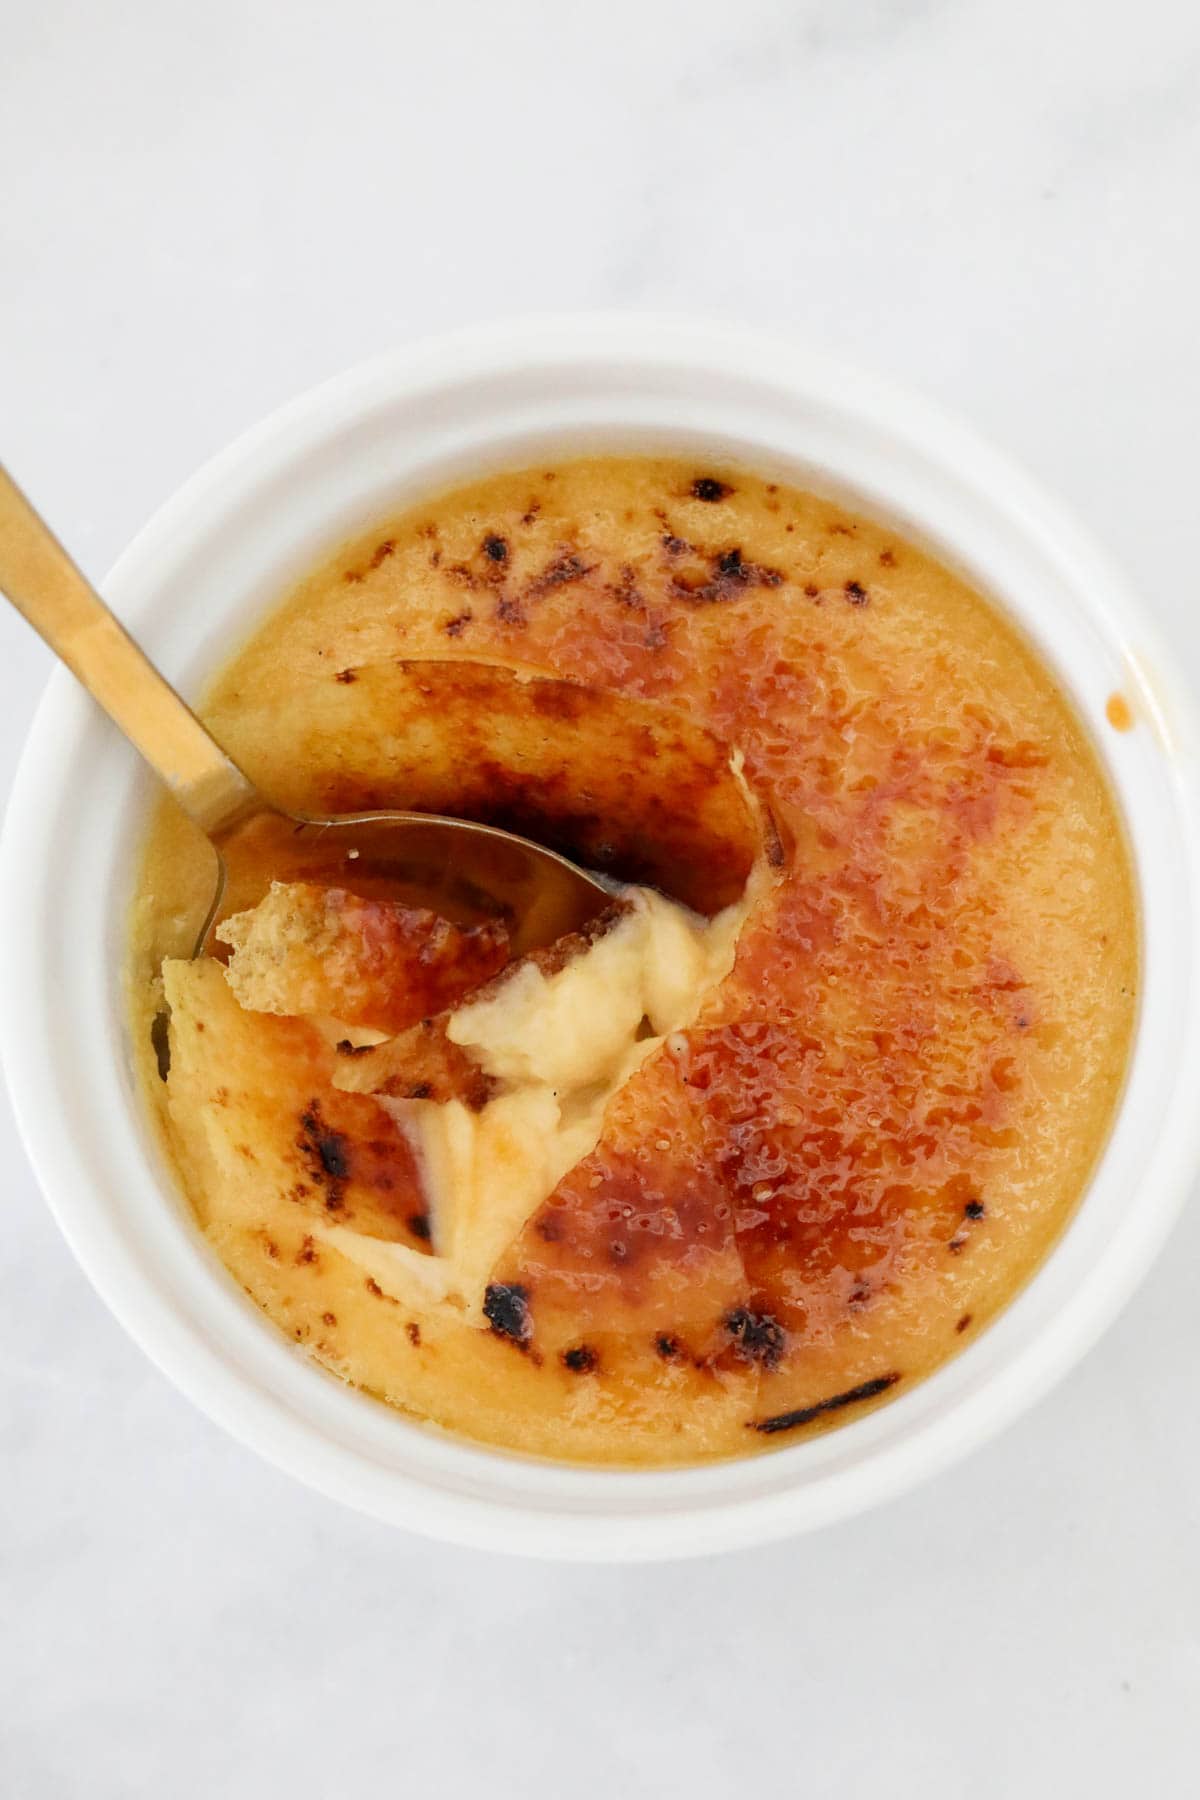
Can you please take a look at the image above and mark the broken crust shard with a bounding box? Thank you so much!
[332,882,757,1319]
[218,881,510,1036]
[165,873,760,1332]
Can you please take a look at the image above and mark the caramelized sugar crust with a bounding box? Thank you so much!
[129,459,1137,1463]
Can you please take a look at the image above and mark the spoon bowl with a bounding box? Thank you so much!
[0,464,613,977]
[206,805,614,961]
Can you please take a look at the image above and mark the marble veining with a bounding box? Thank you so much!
[2,0,1200,1793]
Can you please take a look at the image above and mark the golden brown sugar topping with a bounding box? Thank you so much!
[220,882,511,1037]
[130,456,1137,1465]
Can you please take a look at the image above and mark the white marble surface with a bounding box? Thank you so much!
[3,1,1200,1792]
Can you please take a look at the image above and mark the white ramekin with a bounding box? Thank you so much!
[4,315,1199,1561]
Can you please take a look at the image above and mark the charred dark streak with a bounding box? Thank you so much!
[671,546,783,606]
[762,809,787,869]
[525,551,596,599]
[334,668,357,684]
[751,1373,900,1434]
[297,1100,351,1213]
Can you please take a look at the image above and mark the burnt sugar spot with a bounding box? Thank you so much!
[751,1372,901,1434]
[334,668,357,684]
[956,1313,973,1333]
[483,1282,532,1347]
[724,1305,787,1370]
[655,1334,684,1361]
[964,1199,986,1220]
[670,545,783,606]
[341,539,395,584]
[482,533,509,563]
[525,549,596,599]
[495,595,527,626]
[444,609,473,637]
[562,1344,599,1373]
[608,563,642,607]
[879,548,897,567]
[691,476,733,502]
[406,1321,421,1346]
[444,562,488,591]
[845,580,870,606]
[407,1211,432,1240]
[151,1009,171,1080]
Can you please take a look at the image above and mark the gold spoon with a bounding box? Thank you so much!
[0,465,613,968]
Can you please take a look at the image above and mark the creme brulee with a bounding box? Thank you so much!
[128,456,1137,1465]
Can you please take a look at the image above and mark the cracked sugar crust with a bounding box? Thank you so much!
[130,455,1137,1465]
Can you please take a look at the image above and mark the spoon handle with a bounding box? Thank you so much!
[0,465,258,835]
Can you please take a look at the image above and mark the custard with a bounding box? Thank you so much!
[128,457,1137,1464]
